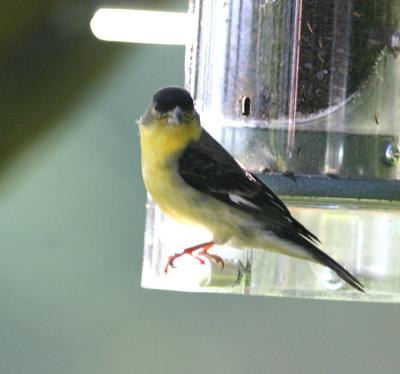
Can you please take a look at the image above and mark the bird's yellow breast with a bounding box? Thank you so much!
[139,121,201,220]
[139,120,201,164]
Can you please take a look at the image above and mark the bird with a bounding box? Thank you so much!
[138,86,364,292]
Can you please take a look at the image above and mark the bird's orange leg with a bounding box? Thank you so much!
[164,241,220,274]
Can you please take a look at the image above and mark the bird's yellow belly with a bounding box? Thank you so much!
[143,160,242,243]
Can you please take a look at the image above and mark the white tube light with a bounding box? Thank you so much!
[90,8,194,45]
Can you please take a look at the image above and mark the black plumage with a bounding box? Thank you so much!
[153,86,194,114]
[178,129,364,292]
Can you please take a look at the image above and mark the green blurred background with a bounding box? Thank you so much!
[1,1,400,373]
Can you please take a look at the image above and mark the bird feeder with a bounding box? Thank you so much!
[142,0,400,302]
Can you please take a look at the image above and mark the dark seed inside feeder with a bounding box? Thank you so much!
[298,0,399,115]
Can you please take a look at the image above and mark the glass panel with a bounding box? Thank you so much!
[142,0,400,301]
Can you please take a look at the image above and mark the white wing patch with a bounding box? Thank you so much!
[228,193,260,210]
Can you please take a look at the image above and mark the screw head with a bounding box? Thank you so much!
[390,30,400,50]
[385,143,400,166]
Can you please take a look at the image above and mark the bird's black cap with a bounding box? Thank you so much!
[152,86,194,113]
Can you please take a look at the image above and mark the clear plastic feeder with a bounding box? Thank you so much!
[141,0,400,301]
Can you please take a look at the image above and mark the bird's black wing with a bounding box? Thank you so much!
[178,129,319,243]
[178,129,364,292]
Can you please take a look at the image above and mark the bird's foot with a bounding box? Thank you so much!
[164,241,215,274]
[198,250,225,271]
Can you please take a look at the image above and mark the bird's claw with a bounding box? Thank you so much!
[164,252,207,274]
[164,254,178,274]
[164,241,216,274]
[199,251,225,271]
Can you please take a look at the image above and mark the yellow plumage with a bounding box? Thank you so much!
[139,119,202,221]
[139,119,201,162]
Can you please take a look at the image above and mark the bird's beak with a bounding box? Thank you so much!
[168,106,184,125]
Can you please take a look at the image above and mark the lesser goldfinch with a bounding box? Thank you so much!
[138,86,364,292]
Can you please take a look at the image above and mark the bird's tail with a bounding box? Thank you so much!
[284,232,365,292]
[309,245,364,292]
